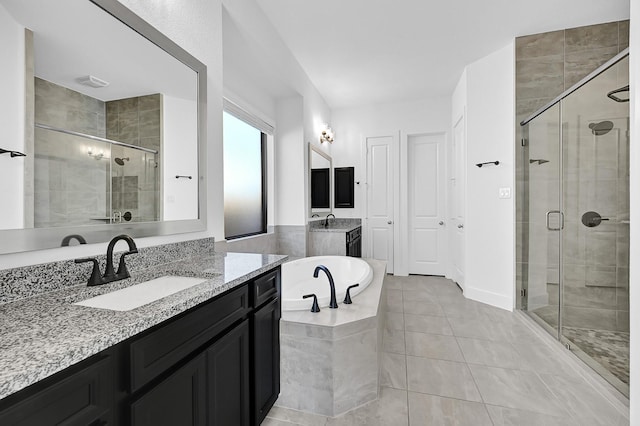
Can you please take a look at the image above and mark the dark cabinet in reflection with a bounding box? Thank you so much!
[311,168,330,208]
[334,167,354,208]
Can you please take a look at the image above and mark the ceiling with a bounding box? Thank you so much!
[1,0,196,102]
[256,0,630,109]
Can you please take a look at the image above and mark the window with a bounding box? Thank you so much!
[223,111,267,239]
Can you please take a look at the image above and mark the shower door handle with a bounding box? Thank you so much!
[546,210,564,231]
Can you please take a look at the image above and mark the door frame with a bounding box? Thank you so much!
[451,113,466,289]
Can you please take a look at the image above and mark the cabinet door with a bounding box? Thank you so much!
[207,319,250,426]
[0,356,112,426]
[253,297,280,425]
[130,353,207,426]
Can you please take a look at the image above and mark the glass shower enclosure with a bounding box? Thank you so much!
[520,50,629,396]
[34,125,160,228]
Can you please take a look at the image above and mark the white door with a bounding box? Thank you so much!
[366,136,394,273]
[452,115,466,288]
[408,133,446,275]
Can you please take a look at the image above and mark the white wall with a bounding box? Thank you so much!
[0,5,25,230]
[455,42,516,310]
[162,95,199,221]
[628,2,638,421]
[275,96,305,226]
[331,98,451,219]
[331,97,451,274]
[222,0,331,229]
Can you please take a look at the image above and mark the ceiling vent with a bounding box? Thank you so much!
[77,75,110,88]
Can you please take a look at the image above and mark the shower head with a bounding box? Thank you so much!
[529,159,549,165]
[114,157,130,166]
[589,121,614,136]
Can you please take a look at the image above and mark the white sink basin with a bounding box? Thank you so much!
[73,276,207,311]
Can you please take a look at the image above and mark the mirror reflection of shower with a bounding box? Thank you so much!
[529,159,549,165]
[588,120,614,136]
[114,157,130,166]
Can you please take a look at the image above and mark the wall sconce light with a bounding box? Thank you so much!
[320,124,334,143]
[87,147,105,160]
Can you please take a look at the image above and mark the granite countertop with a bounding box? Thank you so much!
[308,218,361,233]
[0,252,287,400]
[309,224,361,233]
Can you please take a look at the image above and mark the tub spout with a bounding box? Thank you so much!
[313,265,338,308]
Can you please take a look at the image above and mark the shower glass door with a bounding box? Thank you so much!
[523,103,561,336]
[522,53,629,396]
[560,55,629,392]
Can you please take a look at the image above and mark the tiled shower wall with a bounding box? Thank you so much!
[33,81,162,227]
[34,78,108,227]
[516,20,629,331]
[106,94,162,222]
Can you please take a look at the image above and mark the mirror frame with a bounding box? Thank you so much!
[308,143,332,218]
[0,0,207,254]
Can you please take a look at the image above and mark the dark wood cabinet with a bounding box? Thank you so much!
[129,284,250,392]
[334,167,355,208]
[311,168,330,208]
[253,297,280,425]
[130,353,207,426]
[0,355,113,426]
[208,319,251,426]
[0,266,281,426]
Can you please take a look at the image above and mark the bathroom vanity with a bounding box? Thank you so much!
[308,218,362,257]
[0,249,285,426]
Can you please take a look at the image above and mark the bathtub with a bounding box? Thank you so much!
[281,256,374,311]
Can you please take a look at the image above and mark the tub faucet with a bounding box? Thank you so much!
[324,214,335,228]
[313,265,338,308]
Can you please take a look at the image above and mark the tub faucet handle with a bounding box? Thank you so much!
[343,284,360,304]
[303,293,321,312]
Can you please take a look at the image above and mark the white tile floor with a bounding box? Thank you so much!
[265,275,629,425]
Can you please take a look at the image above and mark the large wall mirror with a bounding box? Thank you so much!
[0,0,207,254]
[308,143,332,217]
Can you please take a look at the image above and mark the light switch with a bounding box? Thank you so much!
[499,187,511,199]
[167,195,176,203]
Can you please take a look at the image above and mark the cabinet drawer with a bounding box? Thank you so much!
[253,268,280,308]
[0,355,112,426]
[129,284,250,392]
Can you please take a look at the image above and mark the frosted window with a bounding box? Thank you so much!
[223,112,265,239]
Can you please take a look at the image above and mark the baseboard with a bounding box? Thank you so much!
[464,286,513,311]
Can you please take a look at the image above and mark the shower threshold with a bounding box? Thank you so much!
[524,310,629,398]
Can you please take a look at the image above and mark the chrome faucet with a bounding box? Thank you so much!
[75,234,138,286]
[313,265,338,308]
[324,213,335,228]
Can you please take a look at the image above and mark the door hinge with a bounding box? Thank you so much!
[520,288,527,297]
[521,138,527,147]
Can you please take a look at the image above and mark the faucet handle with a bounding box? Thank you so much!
[74,257,104,287]
[115,249,138,279]
[303,293,321,312]
[343,283,360,304]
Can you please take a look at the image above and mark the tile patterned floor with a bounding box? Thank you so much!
[531,304,630,385]
[265,275,629,426]
[562,327,630,385]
